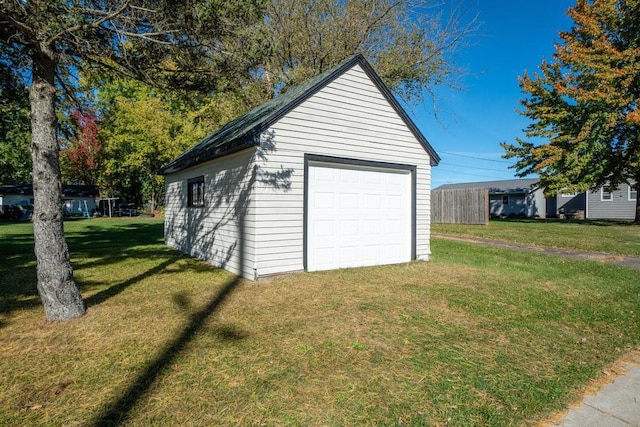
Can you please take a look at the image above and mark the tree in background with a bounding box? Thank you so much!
[0,0,264,321]
[0,63,31,184]
[502,0,640,224]
[61,110,102,185]
[98,80,193,210]
[256,0,476,106]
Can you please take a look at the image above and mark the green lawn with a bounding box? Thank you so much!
[1,218,639,426]
[433,218,640,256]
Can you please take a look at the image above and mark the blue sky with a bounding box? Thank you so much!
[416,0,575,188]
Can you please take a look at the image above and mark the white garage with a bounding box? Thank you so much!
[306,158,413,271]
[161,54,439,280]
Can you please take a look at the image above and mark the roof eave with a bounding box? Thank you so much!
[159,54,441,175]
[355,57,440,166]
[158,139,258,176]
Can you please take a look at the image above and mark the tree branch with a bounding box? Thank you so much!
[51,1,132,43]
[0,8,36,41]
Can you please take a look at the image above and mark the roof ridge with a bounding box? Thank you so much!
[159,54,438,175]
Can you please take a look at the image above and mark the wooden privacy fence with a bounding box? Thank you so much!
[432,188,489,224]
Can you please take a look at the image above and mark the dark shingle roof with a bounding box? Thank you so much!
[434,178,540,194]
[159,54,439,175]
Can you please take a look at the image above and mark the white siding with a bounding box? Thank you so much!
[253,64,432,277]
[164,149,257,279]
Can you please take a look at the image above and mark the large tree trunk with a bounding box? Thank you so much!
[30,51,85,321]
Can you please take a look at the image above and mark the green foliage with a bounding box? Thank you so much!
[1,1,264,90]
[256,0,476,104]
[0,64,31,184]
[2,0,475,203]
[97,80,193,209]
[503,0,640,222]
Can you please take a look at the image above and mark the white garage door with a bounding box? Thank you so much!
[307,161,412,272]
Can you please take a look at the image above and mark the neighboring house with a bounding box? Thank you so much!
[0,184,34,211]
[546,189,586,219]
[60,185,100,216]
[160,54,440,280]
[436,179,637,220]
[0,184,99,217]
[434,178,545,218]
[531,182,636,220]
[585,182,637,220]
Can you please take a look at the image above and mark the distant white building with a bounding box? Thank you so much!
[0,184,99,218]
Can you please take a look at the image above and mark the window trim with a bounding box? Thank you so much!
[601,185,613,202]
[560,190,577,198]
[629,184,638,201]
[187,176,205,207]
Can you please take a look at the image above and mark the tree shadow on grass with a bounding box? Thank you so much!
[83,257,180,308]
[90,273,243,426]
[0,220,171,327]
[90,146,269,425]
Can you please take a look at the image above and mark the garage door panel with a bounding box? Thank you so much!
[362,245,381,263]
[307,162,411,272]
[338,246,359,265]
[364,194,381,209]
[315,167,335,181]
[385,173,404,185]
[364,172,381,185]
[313,247,334,269]
[341,168,360,182]
[313,220,335,237]
[313,192,334,208]
[340,193,359,209]
[363,219,381,235]
[340,219,359,235]
[386,194,402,207]
[384,218,402,234]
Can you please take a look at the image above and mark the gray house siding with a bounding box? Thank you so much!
[587,184,637,220]
[553,192,587,217]
[489,193,526,217]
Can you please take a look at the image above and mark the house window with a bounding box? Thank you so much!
[502,195,509,205]
[630,184,638,201]
[601,185,613,201]
[187,176,205,207]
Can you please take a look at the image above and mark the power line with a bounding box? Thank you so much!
[439,151,513,164]
[435,167,514,180]
[442,162,509,172]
